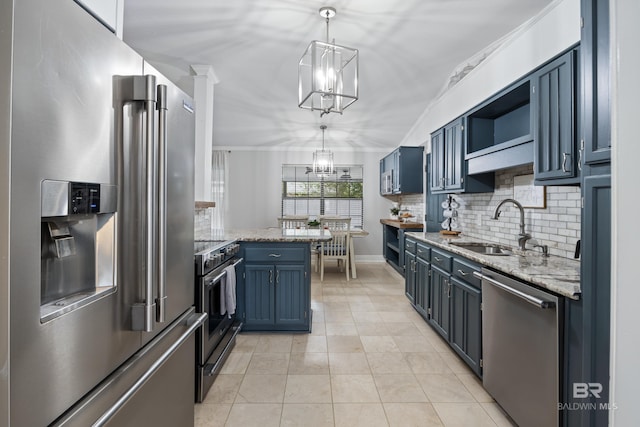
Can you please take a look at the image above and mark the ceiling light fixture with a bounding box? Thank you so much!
[313,125,334,177]
[298,6,359,117]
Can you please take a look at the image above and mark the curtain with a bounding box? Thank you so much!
[211,150,228,239]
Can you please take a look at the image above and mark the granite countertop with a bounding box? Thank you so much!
[405,232,581,300]
[222,228,333,243]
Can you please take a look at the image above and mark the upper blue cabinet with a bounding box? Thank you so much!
[532,48,579,184]
[429,44,581,191]
[380,146,424,195]
[430,117,494,195]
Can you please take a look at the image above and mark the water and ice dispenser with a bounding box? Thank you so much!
[40,180,117,322]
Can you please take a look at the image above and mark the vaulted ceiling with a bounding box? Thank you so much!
[123,0,554,149]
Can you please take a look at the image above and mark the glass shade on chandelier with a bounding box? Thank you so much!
[312,149,334,177]
[298,7,359,117]
[313,125,334,177]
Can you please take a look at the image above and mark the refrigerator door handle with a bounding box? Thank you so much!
[116,74,157,332]
[156,84,168,323]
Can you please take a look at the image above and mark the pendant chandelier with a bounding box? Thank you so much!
[312,125,334,177]
[298,6,359,117]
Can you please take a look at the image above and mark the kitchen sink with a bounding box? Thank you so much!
[449,242,513,256]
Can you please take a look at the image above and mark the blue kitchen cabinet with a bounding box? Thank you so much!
[404,240,483,377]
[415,254,430,320]
[562,1,611,425]
[581,0,610,165]
[274,264,308,328]
[379,146,424,195]
[404,250,417,305]
[240,242,311,332]
[243,265,276,327]
[450,276,482,376]
[532,47,579,184]
[428,265,450,341]
[431,117,494,194]
[383,224,422,276]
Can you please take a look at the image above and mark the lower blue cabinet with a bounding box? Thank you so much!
[404,239,483,377]
[450,276,482,376]
[429,266,451,342]
[240,243,311,332]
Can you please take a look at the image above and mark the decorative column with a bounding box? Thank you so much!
[190,64,219,203]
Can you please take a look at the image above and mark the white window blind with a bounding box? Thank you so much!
[281,165,364,228]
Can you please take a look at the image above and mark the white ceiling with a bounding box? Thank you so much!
[122,0,554,150]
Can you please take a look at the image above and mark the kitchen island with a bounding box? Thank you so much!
[221,228,332,332]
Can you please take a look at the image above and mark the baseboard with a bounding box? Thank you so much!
[354,255,386,263]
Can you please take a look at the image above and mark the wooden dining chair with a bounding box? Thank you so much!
[277,215,309,229]
[319,217,351,281]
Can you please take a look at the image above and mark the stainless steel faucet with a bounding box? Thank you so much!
[491,198,531,251]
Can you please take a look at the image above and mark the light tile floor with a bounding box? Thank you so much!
[195,262,516,427]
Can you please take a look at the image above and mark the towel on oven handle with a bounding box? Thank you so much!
[221,265,236,317]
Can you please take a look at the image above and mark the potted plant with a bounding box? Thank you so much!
[308,219,320,228]
[390,206,400,220]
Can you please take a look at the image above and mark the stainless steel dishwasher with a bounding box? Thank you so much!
[474,268,562,427]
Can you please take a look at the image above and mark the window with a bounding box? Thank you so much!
[281,165,364,228]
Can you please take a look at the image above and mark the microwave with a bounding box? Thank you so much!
[381,170,394,195]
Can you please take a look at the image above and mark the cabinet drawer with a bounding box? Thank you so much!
[452,258,481,288]
[416,243,431,261]
[244,247,305,263]
[431,249,452,271]
[405,238,417,253]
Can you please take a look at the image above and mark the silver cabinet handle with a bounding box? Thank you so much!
[269,269,274,284]
[156,84,168,323]
[276,269,280,284]
[457,269,467,276]
[578,139,584,171]
[269,253,282,258]
[562,152,569,173]
[473,271,555,309]
[434,256,441,262]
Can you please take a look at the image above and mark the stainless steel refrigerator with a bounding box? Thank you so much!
[0,0,204,425]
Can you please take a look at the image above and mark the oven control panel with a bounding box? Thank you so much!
[199,242,240,275]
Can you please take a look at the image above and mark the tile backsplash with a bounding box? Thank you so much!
[392,194,424,221]
[194,207,212,240]
[432,164,581,259]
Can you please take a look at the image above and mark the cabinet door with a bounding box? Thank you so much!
[244,264,275,327]
[430,129,445,192]
[533,49,576,181]
[581,0,610,164]
[415,256,430,319]
[405,252,416,304]
[274,264,308,329]
[429,266,450,341]
[444,118,465,191]
[392,150,401,193]
[450,276,482,376]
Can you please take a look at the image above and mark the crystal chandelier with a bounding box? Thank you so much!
[312,125,334,177]
[298,6,359,117]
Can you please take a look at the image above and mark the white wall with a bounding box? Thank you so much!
[610,0,640,424]
[221,148,393,259]
[400,0,581,148]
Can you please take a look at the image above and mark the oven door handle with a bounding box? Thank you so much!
[205,257,244,288]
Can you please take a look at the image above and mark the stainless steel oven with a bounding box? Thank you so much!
[194,240,243,402]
